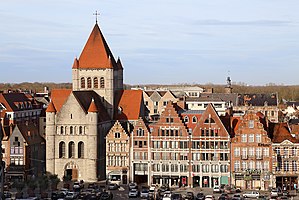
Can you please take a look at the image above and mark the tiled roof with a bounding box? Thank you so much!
[272,123,298,143]
[50,89,72,112]
[237,93,278,106]
[77,23,117,69]
[72,58,79,69]
[115,90,143,120]
[46,101,56,113]
[87,98,98,113]
[0,93,34,112]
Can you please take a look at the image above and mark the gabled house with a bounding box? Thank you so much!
[231,110,272,190]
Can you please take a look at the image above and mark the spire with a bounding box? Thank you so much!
[46,101,56,113]
[72,57,79,69]
[78,23,117,69]
[116,57,123,70]
[88,98,98,112]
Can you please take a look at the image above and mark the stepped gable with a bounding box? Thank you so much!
[193,103,229,137]
[272,123,298,143]
[76,23,117,69]
[50,89,72,112]
[72,91,110,121]
[115,90,143,120]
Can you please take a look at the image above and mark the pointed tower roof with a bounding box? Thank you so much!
[72,57,79,69]
[46,101,56,113]
[88,98,98,112]
[78,23,117,69]
[116,57,123,70]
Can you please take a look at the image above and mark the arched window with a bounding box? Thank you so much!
[184,116,189,123]
[70,126,73,135]
[79,126,83,134]
[94,77,98,88]
[59,142,65,158]
[100,77,105,88]
[81,77,85,88]
[60,126,64,134]
[78,142,84,158]
[192,116,197,123]
[87,77,92,88]
[69,141,75,158]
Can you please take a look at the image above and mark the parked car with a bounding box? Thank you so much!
[213,186,221,193]
[65,191,78,199]
[51,191,65,200]
[140,188,149,199]
[73,181,83,189]
[232,194,244,200]
[218,193,230,200]
[149,186,156,199]
[108,183,119,190]
[162,191,172,200]
[282,190,289,197]
[271,189,282,197]
[3,191,12,199]
[205,195,216,200]
[196,192,205,200]
[257,195,267,200]
[100,191,113,200]
[236,188,242,193]
[129,188,139,198]
[185,192,195,200]
[171,193,182,200]
[278,196,289,200]
[129,182,138,190]
[243,191,260,198]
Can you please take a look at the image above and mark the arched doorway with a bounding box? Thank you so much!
[64,161,79,181]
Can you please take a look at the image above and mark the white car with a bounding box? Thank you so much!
[213,186,221,193]
[243,191,260,198]
[129,188,139,198]
[271,189,282,197]
[206,195,216,200]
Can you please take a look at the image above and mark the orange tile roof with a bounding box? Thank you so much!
[272,123,298,143]
[72,58,79,69]
[115,90,143,120]
[78,23,117,69]
[50,89,71,112]
[87,98,99,112]
[46,101,56,112]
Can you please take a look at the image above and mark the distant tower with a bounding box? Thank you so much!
[225,76,233,94]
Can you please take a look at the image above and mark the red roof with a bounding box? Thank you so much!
[77,23,117,69]
[50,89,72,112]
[272,123,298,143]
[115,90,143,120]
[87,99,98,112]
[46,101,56,113]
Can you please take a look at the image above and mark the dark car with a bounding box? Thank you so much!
[196,192,205,200]
[185,192,195,200]
[232,194,244,200]
[108,183,119,190]
[51,191,65,200]
[218,193,229,200]
[172,193,183,200]
[88,182,98,189]
[100,192,113,200]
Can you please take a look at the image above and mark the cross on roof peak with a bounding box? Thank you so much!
[93,11,100,24]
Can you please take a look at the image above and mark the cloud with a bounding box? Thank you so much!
[194,19,293,26]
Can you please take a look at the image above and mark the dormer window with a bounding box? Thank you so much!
[192,116,197,123]
[184,116,189,123]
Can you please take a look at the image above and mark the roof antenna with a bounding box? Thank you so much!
[93,10,100,24]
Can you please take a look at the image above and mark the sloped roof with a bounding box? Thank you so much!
[50,89,72,112]
[77,23,117,69]
[0,93,34,112]
[72,91,110,121]
[115,90,143,120]
[237,93,278,106]
[272,123,298,143]
[12,123,44,145]
[46,101,56,113]
[87,98,99,112]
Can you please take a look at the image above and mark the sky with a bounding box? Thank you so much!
[0,0,299,86]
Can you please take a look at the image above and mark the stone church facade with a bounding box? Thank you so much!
[45,22,126,182]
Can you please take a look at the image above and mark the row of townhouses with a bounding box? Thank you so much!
[1,21,299,193]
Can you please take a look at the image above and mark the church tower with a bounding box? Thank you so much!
[224,76,233,94]
[72,22,123,117]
